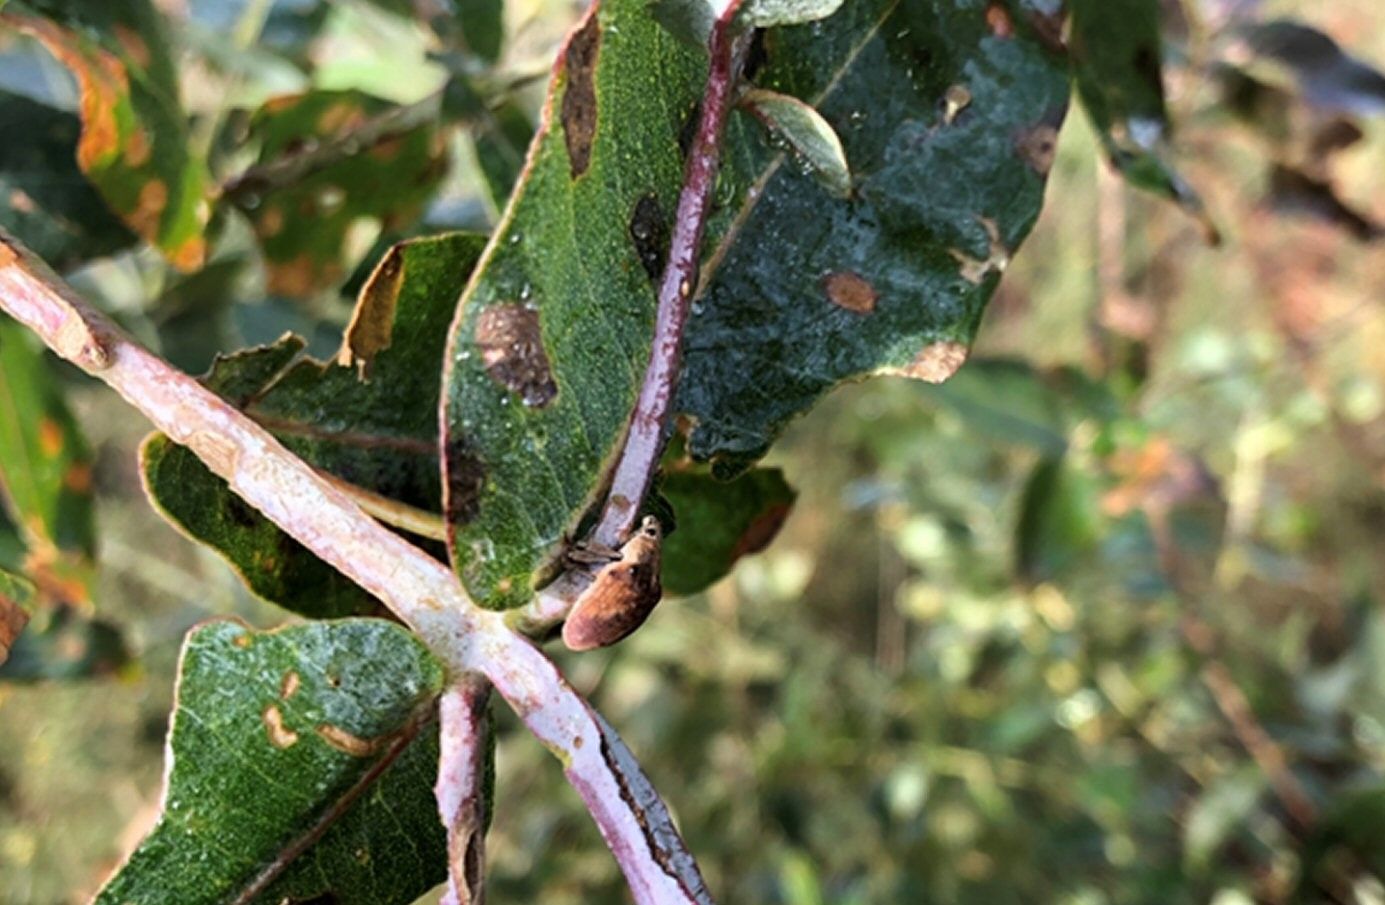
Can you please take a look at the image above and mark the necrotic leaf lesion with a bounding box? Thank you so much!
[561,13,601,178]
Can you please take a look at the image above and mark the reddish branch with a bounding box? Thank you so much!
[591,14,748,549]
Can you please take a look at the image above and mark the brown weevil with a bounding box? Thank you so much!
[561,516,663,651]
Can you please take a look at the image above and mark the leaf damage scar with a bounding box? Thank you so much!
[562,13,601,178]
[475,303,558,407]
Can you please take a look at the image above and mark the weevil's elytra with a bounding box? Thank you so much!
[562,516,663,651]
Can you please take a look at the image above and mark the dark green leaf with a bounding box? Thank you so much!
[95,619,447,905]
[0,90,136,269]
[442,0,1070,606]
[234,90,450,297]
[142,234,485,618]
[5,1,211,268]
[660,466,795,595]
[1069,0,1217,241]
[458,0,504,65]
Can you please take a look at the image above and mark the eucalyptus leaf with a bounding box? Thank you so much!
[660,466,796,595]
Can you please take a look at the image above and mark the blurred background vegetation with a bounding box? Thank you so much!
[2,0,1384,902]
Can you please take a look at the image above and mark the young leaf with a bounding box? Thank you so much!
[1068,0,1218,241]
[95,619,448,905]
[660,466,796,595]
[0,90,137,269]
[2,3,211,269]
[740,88,851,198]
[232,90,450,297]
[441,0,1070,606]
[142,234,485,619]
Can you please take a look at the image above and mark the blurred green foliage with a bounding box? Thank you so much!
[2,0,1385,903]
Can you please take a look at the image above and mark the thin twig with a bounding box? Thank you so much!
[436,677,493,905]
[0,228,714,905]
[590,16,748,550]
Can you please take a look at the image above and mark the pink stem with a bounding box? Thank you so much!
[592,13,747,549]
[436,678,493,905]
[462,627,714,904]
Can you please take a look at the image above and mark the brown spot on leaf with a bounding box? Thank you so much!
[280,670,300,700]
[170,236,207,273]
[316,723,385,757]
[258,205,285,238]
[267,253,334,298]
[369,136,406,161]
[881,341,970,384]
[37,418,64,457]
[263,704,299,748]
[822,271,877,314]
[232,633,253,649]
[63,463,92,493]
[317,101,366,135]
[1016,124,1058,175]
[444,437,487,527]
[731,503,792,560]
[986,4,1014,38]
[475,304,558,407]
[112,24,152,69]
[130,179,168,239]
[338,244,407,377]
[629,193,669,281]
[9,189,36,213]
[950,217,1009,284]
[124,127,151,167]
[15,18,129,171]
[561,13,601,178]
